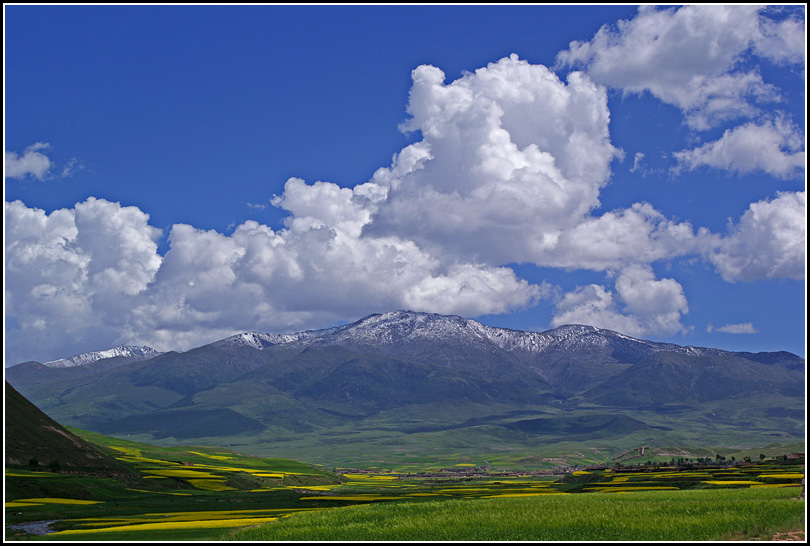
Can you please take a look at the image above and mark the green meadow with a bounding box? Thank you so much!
[4,430,805,541]
[229,487,805,542]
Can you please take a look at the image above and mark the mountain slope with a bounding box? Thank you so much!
[5,381,135,477]
[583,351,805,408]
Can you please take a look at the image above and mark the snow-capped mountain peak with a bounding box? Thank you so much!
[43,345,162,368]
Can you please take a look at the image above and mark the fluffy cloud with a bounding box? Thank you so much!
[4,199,162,362]
[550,284,641,336]
[366,55,621,264]
[125,178,544,350]
[552,192,807,336]
[5,143,53,180]
[555,5,802,130]
[550,265,690,338]
[673,118,805,179]
[538,202,709,271]
[708,191,806,282]
[753,11,806,65]
[273,177,387,239]
[4,198,162,306]
[5,190,545,361]
[403,264,545,317]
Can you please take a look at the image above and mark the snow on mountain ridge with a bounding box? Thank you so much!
[310,311,731,359]
[212,327,341,350]
[43,345,161,368]
[330,311,487,345]
[213,310,691,357]
[35,311,757,370]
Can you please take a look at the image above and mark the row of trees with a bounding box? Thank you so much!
[615,452,791,470]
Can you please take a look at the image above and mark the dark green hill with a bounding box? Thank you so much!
[4,381,135,478]
[584,351,805,408]
[504,413,652,441]
[95,407,266,439]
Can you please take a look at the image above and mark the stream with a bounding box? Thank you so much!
[7,520,62,535]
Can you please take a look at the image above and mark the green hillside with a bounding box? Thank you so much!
[5,381,135,479]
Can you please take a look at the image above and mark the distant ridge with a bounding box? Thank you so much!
[43,345,161,368]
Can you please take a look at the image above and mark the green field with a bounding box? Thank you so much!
[229,487,805,541]
[4,430,805,541]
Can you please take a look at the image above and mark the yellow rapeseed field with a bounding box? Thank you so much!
[300,494,401,501]
[188,451,233,460]
[12,497,103,505]
[50,517,280,534]
[187,479,237,491]
[125,488,191,496]
[144,469,221,479]
[702,480,763,485]
[109,446,142,456]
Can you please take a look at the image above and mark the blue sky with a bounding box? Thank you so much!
[4,5,806,364]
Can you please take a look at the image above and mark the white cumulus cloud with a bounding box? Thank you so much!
[4,199,163,362]
[5,143,54,180]
[550,265,690,338]
[708,191,806,282]
[366,55,622,265]
[5,189,548,362]
[540,202,709,271]
[753,10,806,65]
[555,5,797,130]
[674,118,805,178]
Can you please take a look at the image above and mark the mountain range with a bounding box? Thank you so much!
[5,310,805,466]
